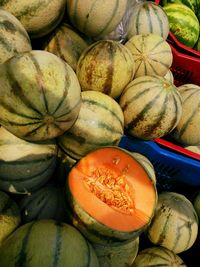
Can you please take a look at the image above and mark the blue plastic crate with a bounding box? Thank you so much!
[119,135,200,190]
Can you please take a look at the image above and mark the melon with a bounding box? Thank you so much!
[0,50,82,142]
[44,22,89,71]
[0,0,67,38]
[171,83,200,146]
[66,0,128,38]
[0,190,21,245]
[0,219,99,267]
[163,3,199,48]
[132,246,187,266]
[164,68,174,83]
[147,191,199,253]
[0,126,57,194]
[65,146,157,244]
[92,237,139,267]
[76,40,135,99]
[19,183,67,223]
[125,33,173,78]
[58,91,124,160]
[119,75,182,140]
[0,9,31,64]
[127,1,170,40]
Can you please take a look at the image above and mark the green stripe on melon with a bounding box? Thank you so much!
[125,33,172,78]
[132,246,187,266]
[0,9,31,63]
[66,0,128,38]
[127,1,169,40]
[0,126,57,194]
[163,3,199,48]
[0,0,67,38]
[0,190,21,244]
[0,50,82,142]
[162,0,197,14]
[76,39,135,99]
[0,219,99,267]
[119,75,182,140]
[171,84,200,145]
[147,191,199,254]
[58,91,124,160]
[44,22,89,71]
[92,237,139,267]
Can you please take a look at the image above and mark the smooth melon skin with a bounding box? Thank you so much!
[66,0,128,38]
[0,50,82,142]
[92,236,139,267]
[127,1,170,40]
[164,69,174,83]
[170,84,200,146]
[65,146,157,245]
[0,0,67,39]
[147,191,199,254]
[0,190,21,245]
[132,246,187,267]
[0,9,32,64]
[119,75,182,140]
[0,126,58,194]
[57,91,125,160]
[44,22,89,71]
[125,33,173,78]
[76,40,135,99]
[0,219,99,267]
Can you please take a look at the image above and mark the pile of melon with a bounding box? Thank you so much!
[0,0,200,266]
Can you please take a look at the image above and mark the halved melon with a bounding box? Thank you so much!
[66,146,157,244]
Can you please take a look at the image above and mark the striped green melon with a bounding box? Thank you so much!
[125,33,173,78]
[0,9,31,64]
[162,0,197,14]
[0,0,66,39]
[0,50,82,142]
[44,22,89,71]
[0,190,21,245]
[76,40,135,99]
[147,191,199,254]
[66,0,128,38]
[127,1,170,40]
[171,84,200,146]
[0,219,99,267]
[19,183,67,223]
[57,91,124,160]
[65,146,158,245]
[119,75,182,140]
[163,3,199,48]
[92,237,139,267]
[0,126,57,194]
[132,246,186,266]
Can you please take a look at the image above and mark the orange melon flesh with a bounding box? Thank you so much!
[68,147,156,232]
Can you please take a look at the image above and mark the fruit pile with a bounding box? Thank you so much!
[0,1,200,266]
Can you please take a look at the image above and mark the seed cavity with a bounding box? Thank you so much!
[83,167,135,215]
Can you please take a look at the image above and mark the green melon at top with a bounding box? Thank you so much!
[0,0,67,38]
[0,50,82,142]
[163,3,199,48]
